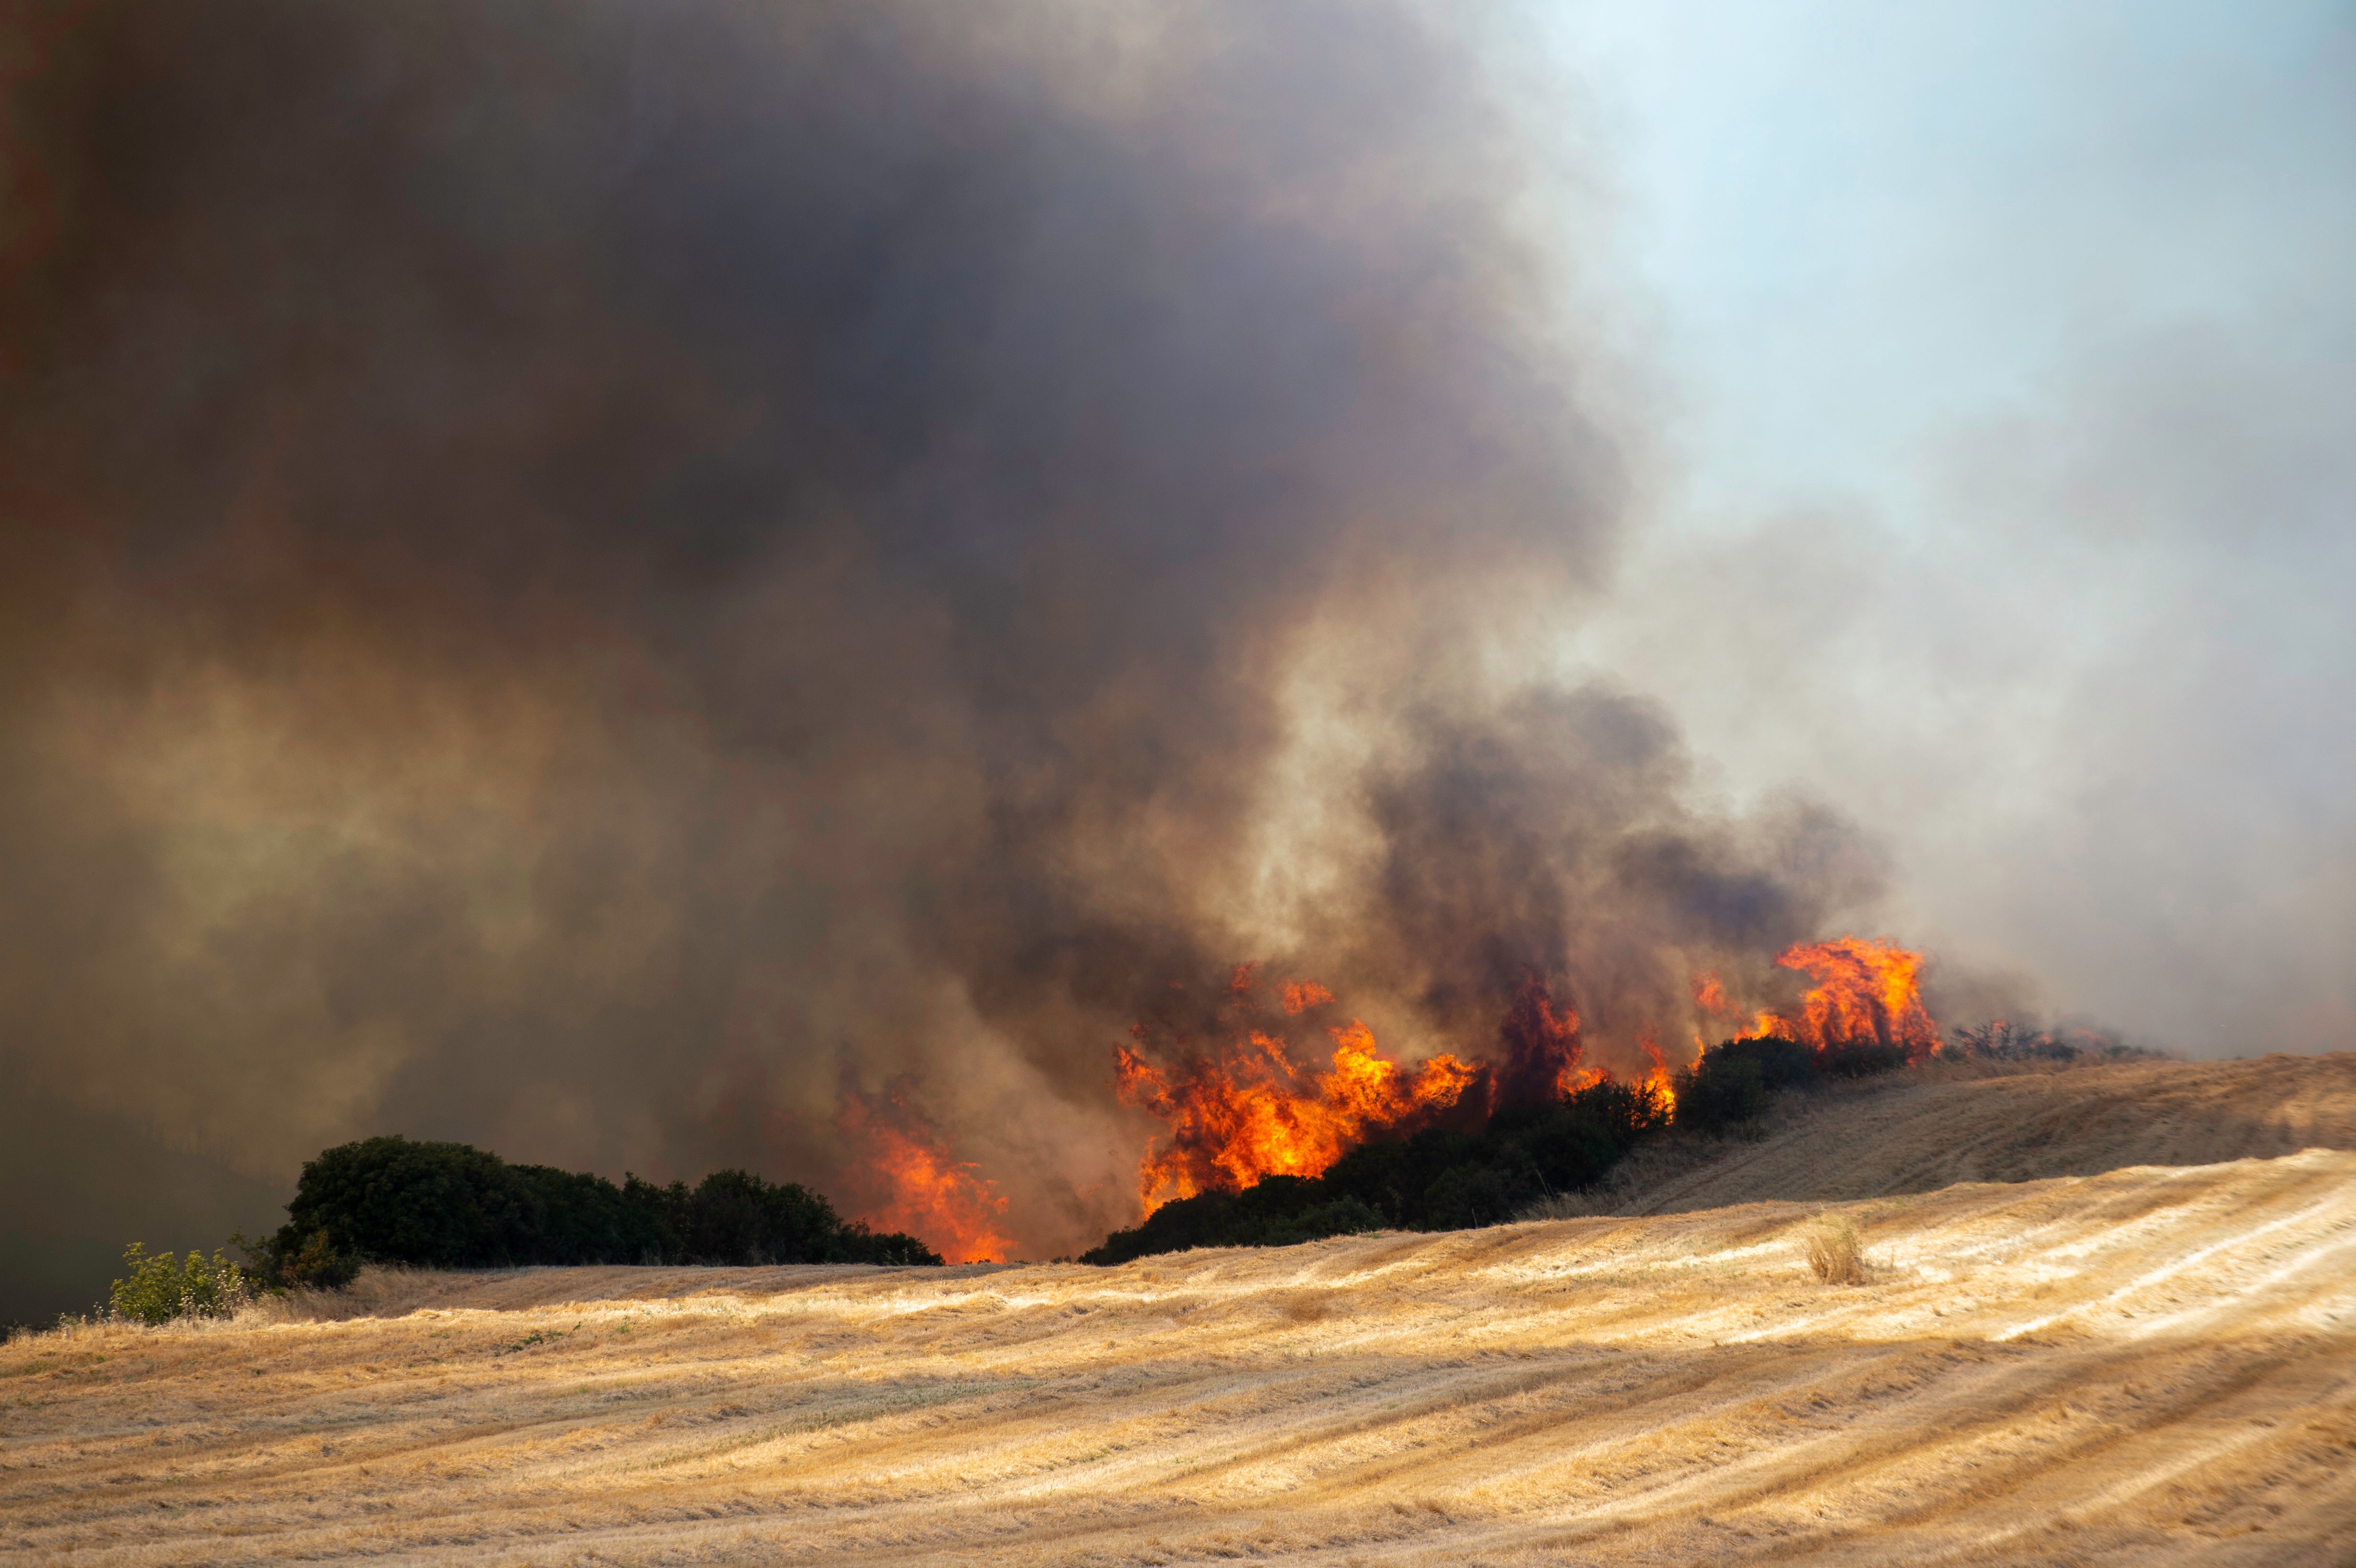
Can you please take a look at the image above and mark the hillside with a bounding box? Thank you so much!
[1617,1050,2356,1214]
[6,1053,2355,1565]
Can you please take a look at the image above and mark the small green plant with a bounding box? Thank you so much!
[1801,1214,1867,1285]
[108,1242,248,1326]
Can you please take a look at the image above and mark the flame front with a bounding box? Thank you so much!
[1117,1016,1476,1209]
[1739,936,1938,1057]
[1114,941,1936,1220]
[835,1083,1016,1263]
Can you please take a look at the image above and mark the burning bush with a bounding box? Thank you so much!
[1082,1077,1670,1264]
[1085,1026,1925,1263]
[1087,940,1947,1262]
[1734,938,1939,1059]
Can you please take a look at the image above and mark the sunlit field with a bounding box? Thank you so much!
[9,1055,2355,1566]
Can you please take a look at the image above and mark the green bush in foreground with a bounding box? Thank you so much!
[109,1242,247,1326]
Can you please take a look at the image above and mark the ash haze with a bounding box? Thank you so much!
[1534,0,2356,1056]
[0,1,2346,1320]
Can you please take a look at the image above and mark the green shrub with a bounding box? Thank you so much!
[276,1136,533,1270]
[1675,1052,1768,1134]
[1818,1041,1910,1078]
[1675,1036,1828,1133]
[245,1227,362,1291]
[109,1242,246,1326]
[1673,1031,1919,1134]
[1418,1163,1523,1230]
[265,1136,943,1272]
[1258,1196,1385,1248]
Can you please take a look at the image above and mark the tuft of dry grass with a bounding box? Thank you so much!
[1802,1213,1868,1284]
[1280,1290,1332,1324]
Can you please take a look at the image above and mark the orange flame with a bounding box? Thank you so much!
[1738,936,1938,1058]
[1281,980,1334,1015]
[1117,1017,1476,1209]
[835,1081,1016,1263]
[1638,1026,1678,1117]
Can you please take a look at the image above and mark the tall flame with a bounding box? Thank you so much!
[835,1080,1016,1263]
[1116,1016,1476,1209]
[1739,936,1938,1057]
[1638,1025,1679,1116]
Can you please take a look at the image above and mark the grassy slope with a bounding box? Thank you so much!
[1619,1051,2356,1214]
[6,1054,2356,1566]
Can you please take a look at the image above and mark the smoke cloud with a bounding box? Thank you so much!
[0,0,1893,1303]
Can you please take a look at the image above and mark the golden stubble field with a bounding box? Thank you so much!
[7,1055,2356,1567]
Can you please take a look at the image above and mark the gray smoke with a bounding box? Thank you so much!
[0,0,1889,1305]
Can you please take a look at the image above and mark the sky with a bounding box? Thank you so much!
[1531,0,2356,1051]
[0,0,2346,1321]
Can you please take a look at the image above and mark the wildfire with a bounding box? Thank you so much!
[1115,970,1594,1209]
[1638,1027,1679,1116]
[1494,974,1590,1109]
[835,1080,1016,1263]
[1281,980,1334,1014]
[1112,941,1937,1221]
[1116,1017,1477,1208]
[1738,936,1938,1057]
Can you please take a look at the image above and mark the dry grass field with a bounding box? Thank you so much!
[7,1054,2356,1566]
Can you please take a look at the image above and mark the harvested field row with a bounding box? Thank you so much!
[8,1133,2356,1563]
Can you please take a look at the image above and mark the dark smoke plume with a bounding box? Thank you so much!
[0,0,1885,1299]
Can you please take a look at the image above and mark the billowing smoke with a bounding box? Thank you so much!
[0,0,1889,1295]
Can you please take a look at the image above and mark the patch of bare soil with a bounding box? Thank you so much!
[6,1054,2354,1565]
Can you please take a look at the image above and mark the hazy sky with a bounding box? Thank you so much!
[1536,0,2355,1052]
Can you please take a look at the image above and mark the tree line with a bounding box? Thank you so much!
[252,1135,941,1287]
[107,1022,2116,1313]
